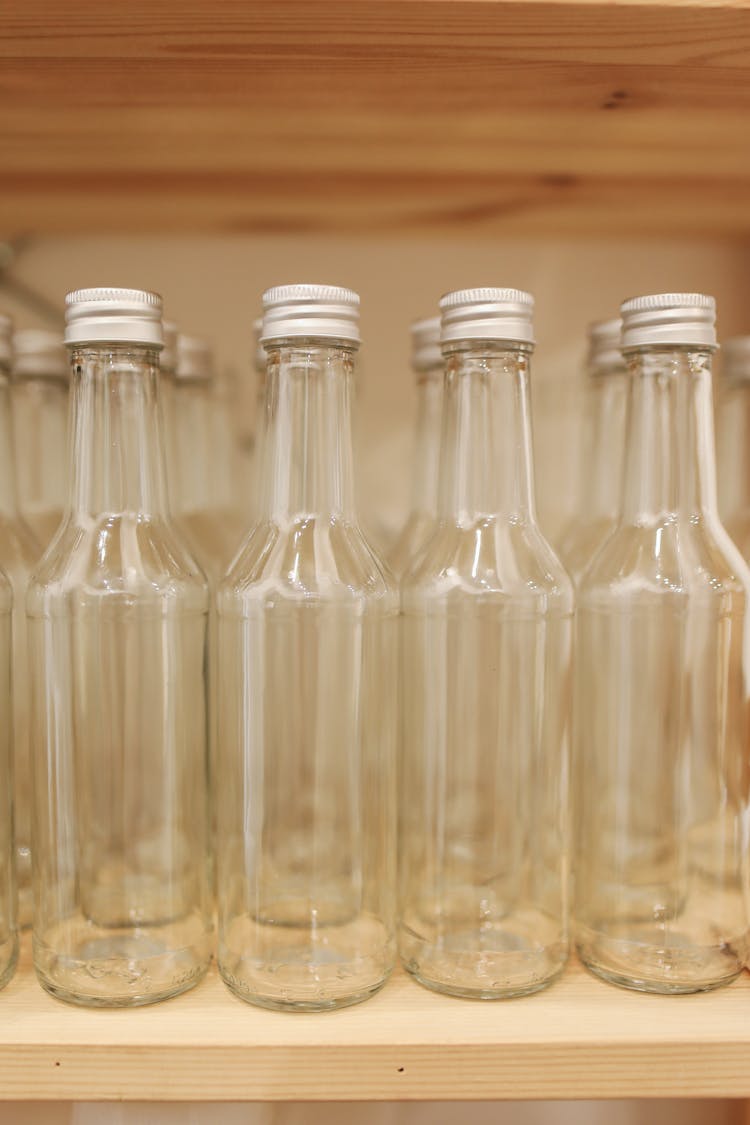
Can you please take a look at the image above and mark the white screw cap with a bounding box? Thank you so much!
[176,334,214,381]
[65,288,163,348]
[0,314,12,368]
[722,337,750,383]
[440,288,535,346]
[411,317,442,372]
[161,321,179,375]
[587,318,623,375]
[620,293,716,351]
[261,284,360,345]
[12,329,68,379]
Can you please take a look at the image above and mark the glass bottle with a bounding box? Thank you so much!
[389,317,443,577]
[575,293,750,994]
[400,288,573,999]
[28,288,212,1007]
[217,284,398,1011]
[171,334,245,582]
[11,329,69,548]
[0,317,42,929]
[0,316,18,987]
[557,318,627,583]
[716,337,750,559]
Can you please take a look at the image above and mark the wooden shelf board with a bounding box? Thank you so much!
[2,1,750,236]
[1,940,750,1101]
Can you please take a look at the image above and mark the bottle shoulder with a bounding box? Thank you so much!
[579,516,750,603]
[219,517,397,609]
[28,515,209,610]
[402,518,574,608]
[0,512,42,583]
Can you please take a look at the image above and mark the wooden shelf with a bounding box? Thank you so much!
[3,0,750,236]
[2,939,750,1102]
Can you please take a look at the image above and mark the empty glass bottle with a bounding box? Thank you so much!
[575,293,750,994]
[389,317,443,577]
[0,317,18,987]
[217,284,398,1011]
[11,328,69,548]
[28,288,212,1007]
[716,337,750,560]
[170,334,245,582]
[557,318,627,583]
[400,288,573,999]
[0,316,41,929]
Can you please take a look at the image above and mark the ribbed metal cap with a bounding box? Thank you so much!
[411,316,442,372]
[176,334,214,381]
[587,318,624,375]
[722,337,750,383]
[440,288,535,346]
[620,293,716,351]
[12,328,68,379]
[261,284,360,344]
[0,314,12,367]
[65,287,163,348]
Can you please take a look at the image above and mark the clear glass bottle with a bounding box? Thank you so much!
[28,288,212,1007]
[575,293,750,994]
[400,288,573,999]
[716,337,750,560]
[217,284,398,1011]
[11,328,69,548]
[0,316,42,929]
[171,334,245,582]
[389,317,443,577]
[557,318,627,583]
[0,316,18,987]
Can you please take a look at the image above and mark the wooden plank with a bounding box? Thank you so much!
[0,941,749,1101]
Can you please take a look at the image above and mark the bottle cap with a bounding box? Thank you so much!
[12,329,68,379]
[411,316,442,372]
[587,318,623,375]
[161,321,178,375]
[722,337,750,383]
[64,287,163,348]
[176,334,214,381]
[440,288,535,346]
[620,293,716,351]
[0,314,12,368]
[261,284,360,345]
[253,317,266,374]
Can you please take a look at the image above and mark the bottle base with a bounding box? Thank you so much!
[576,929,744,996]
[220,966,390,1012]
[34,925,212,1008]
[0,934,18,992]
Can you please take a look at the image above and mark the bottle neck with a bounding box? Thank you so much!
[0,370,20,518]
[67,346,170,520]
[169,376,216,514]
[439,343,537,523]
[580,369,628,520]
[259,340,358,522]
[621,347,718,523]
[718,379,750,516]
[410,366,443,518]
[12,375,69,518]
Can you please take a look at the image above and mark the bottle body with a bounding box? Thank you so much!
[400,342,573,998]
[29,344,212,1006]
[217,338,397,1011]
[0,574,17,988]
[575,348,750,993]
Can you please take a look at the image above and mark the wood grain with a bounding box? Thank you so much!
[2,0,750,235]
[0,940,749,1101]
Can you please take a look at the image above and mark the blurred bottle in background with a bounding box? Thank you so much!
[217,284,397,1011]
[11,329,69,548]
[557,319,627,583]
[28,287,211,1006]
[575,293,750,994]
[0,315,41,928]
[400,288,573,999]
[389,316,443,578]
[716,336,750,560]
